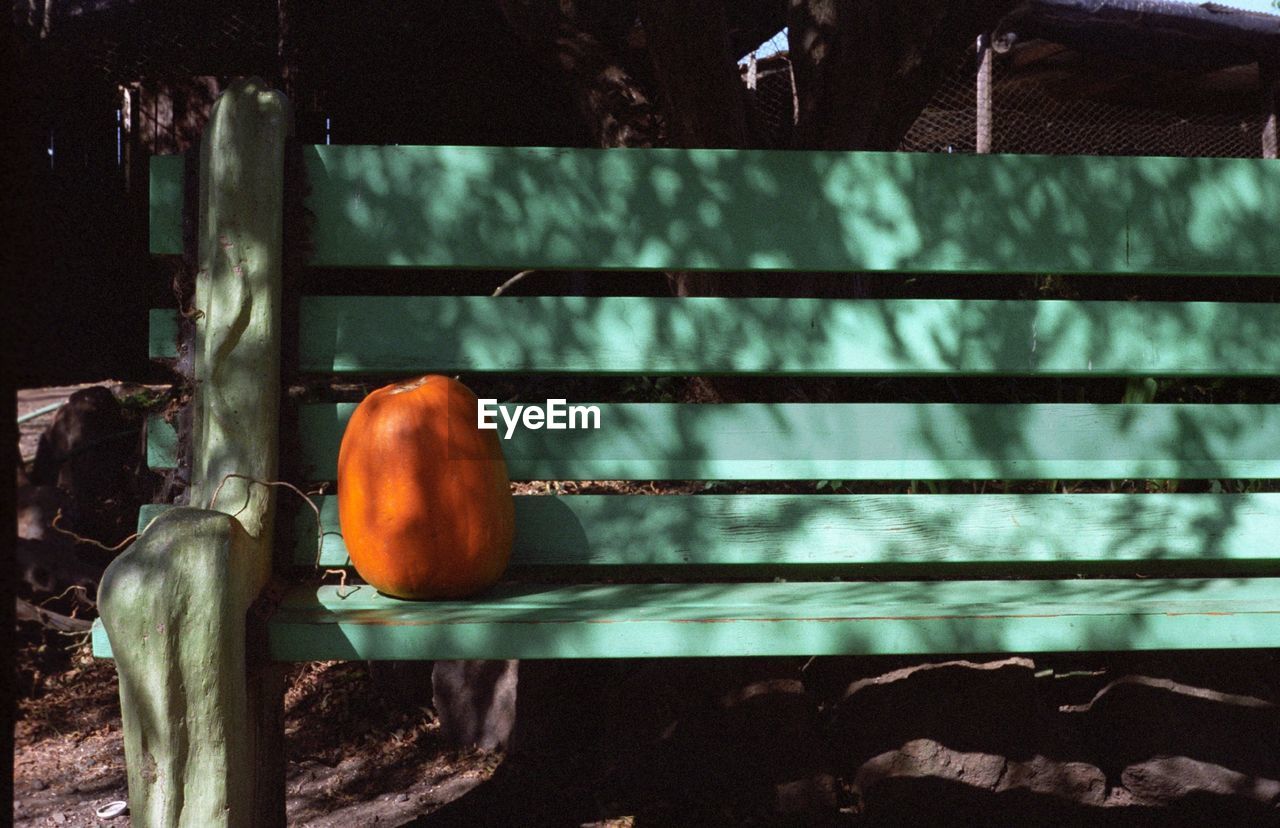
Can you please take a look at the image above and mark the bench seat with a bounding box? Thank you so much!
[94,578,1280,661]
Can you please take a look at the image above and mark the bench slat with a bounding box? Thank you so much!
[149,154,184,255]
[286,297,1280,377]
[146,404,1280,480]
[149,309,178,359]
[147,147,1280,275]
[267,403,1280,481]
[275,493,1280,569]
[92,577,1280,660]
[258,578,1280,659]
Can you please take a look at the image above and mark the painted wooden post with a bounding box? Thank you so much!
[99,77,289,827]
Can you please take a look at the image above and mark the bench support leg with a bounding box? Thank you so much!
[100,507,282,827]
[432,660,520,751]
[102,77,291,827]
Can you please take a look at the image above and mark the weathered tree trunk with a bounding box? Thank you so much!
[787,0,1014,151]
[637,0,750,148]
[499,0,663,148]
[99,78,290,828]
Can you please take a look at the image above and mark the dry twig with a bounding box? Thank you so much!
[207,473,327,569]
[16,598,93,633]
[50,510,137,553]
[492,269,536,296]
[322,568,357,599]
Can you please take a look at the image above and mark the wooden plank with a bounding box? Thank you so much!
[282,403,1280,481]
[146,146,1280,274]
[288,493,1280,569]
[299,145,1280,274]
[299,296,1280,377]
[137,504,168,534]
[91,619,111,657]
[147,414,178,471]
[150,154,184,255]
[150,403,1280,480]
[254,579,1280,660]
[94,577,1280,660]
[150,309,178,359]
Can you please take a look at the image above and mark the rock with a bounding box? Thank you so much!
[31,386,131,494]
[16,536,102,600]
[831,657,1041,773]
[717,674,837,819]
[17,482,71,542]
[833,658,1071,818]
[30,386,146,548]
[1121,755,1280,808]
[774,772,838,816]
[835,658,1280,821]
[855,737,1108,804]
[591,659,837,821]
[1063,674,1280,783]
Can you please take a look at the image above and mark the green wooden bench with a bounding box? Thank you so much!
[92,80,1280,826]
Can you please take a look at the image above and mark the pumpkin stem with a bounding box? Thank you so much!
[388,376,431,395]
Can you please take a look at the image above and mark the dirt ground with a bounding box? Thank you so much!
[16,628,1280,826]
[13,638,503,827]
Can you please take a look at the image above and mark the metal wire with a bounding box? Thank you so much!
[745,45,1267,158]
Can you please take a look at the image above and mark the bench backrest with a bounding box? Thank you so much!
[146,145,1280,582]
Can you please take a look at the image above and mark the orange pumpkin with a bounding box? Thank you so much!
[337,375,514,599]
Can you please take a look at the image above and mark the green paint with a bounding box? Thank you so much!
[190,84,288,524]
[96,576,1280,661]
[147,146,1280,274]
[102,79,290,828]
[134,492,1280,573]
[145,414,177,470]
[256,579,1280,660]
[285,402,1280,482]
[98,508,269,825]
[297,296,1280,377]
[149,309,178,360]
[148,403,1280,480]
[136,504,167,534]
[95,569,1280,661]
[149,154,184,255]
[302,493,1280,569]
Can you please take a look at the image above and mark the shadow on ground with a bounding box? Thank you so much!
[409,652,1280,827]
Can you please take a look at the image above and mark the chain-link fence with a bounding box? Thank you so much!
[745,44,1269,158]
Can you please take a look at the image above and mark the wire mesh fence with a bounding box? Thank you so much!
[744,44,1269,158]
